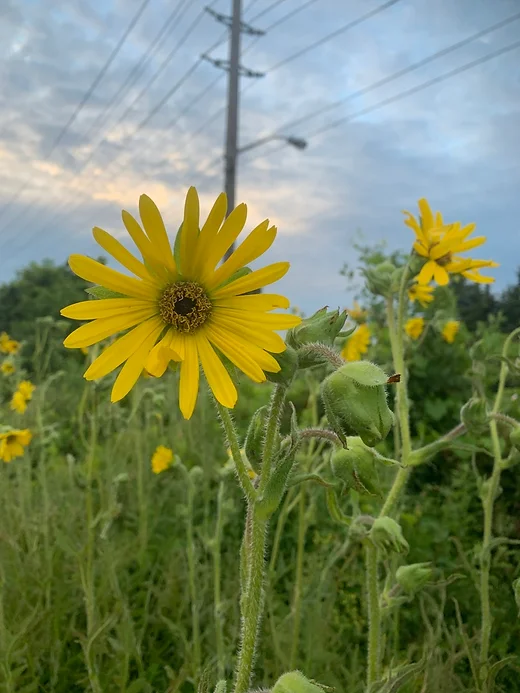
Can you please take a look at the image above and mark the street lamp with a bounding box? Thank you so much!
[237,133,308,155]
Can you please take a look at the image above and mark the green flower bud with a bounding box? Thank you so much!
[460,398,489,435]
[370,517,409,555]
[321,361,394,447]
[513,578,520,615]
[272,671,326,693]
[330,438,384,496]
[189,466,204,486]
[286,306,348,348]
[395,562,433,595]
[244,405,269,475]
[362,261,397,297]
[266,345,299,385]
[510,426,520,451]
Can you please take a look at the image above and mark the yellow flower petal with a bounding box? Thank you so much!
[192,192,228,275]
[198,203,248,277]
[179,338,200,420]
[196,333,237,409]
[122,210,170,280]
[211,314,286,353]
[213,307,301,330]
[110,322,165,402]
[214,293,290,311]
[206,324,267,382]
[139,194,176,273]
[432,263,449,286]
[145,330,182,377]
[61,298,155,320]
[212,262,290,299]
[92,227,156,282]
[179,186,200,277]
[69,254,156,301]
[85,316,164,380]
[64,307,157,348]
[204,220,275,289]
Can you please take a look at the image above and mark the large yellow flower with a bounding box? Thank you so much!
[442,320,460,344]
[61,188,301,419]
[405,317,425,340]
[341,323,371,361]
[403,198,498,286]
[0,429,32,463]
[408,283,434,308]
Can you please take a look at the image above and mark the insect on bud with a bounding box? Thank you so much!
[370,517,409,555]
[286,306,348,349]
[321,361,394,447]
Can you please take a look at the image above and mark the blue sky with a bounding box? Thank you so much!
[0,0,519,315]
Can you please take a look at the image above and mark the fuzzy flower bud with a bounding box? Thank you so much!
[244,405,269,475]
[362,261,398,297]
[266,344,299,385]
[395,562,433,595]
[272,671,326,693]
[286,306,348,348]
[460,398,489,435]
[330,437,388,496]
[370,517,409,555]
[321,361,394,447]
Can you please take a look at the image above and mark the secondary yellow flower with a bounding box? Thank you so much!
[61,188,301,419]
[405,317,425,340]
[347,300,367,323]
[0,332,10,353]
[18,381,35,400]
[10,391,28,414]
[403,198,498,286]
[408,283,434,308]
[341,323,371,361]
[151,445,174,474]
[442,320,460,344]
[4,339,20,354]
[0,429,32,463]
[1,361,15,375]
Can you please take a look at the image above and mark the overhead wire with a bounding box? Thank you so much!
[0,0,154,225]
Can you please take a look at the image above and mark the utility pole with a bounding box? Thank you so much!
[203,2,264,260]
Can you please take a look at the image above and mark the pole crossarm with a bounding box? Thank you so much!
[205,6,265,35]
[201,54,264,78]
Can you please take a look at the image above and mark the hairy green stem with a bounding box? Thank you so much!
[186,477,201,683]
[215,401,256,501]
[213,482,226,680]
[259,384,286,494]
[366,543,380,687]
[479,327,520,688]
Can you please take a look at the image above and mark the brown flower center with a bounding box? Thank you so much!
[159,282,212,333]
[436,251,452,266]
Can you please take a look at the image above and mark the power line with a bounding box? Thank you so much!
[0,0,153,225]
[244,10,520,149]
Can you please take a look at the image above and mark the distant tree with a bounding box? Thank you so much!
[498,268,520,332]
[450,276,498,332]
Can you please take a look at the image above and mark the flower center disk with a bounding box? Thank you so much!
[159,282,212,332]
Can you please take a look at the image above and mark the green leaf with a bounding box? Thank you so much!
[217,265,253,290]
[85,285,127,299]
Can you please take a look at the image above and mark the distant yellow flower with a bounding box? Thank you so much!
[10,391,28,414]
[1,361,15,376]
[408,283,434,308]
[0,332,10,353]
[405,317,425,340]
[341,323,371,361]
[0,429,32,463]
[347,300,368,323]
[226,446,257,478]
[151,445,174,474]
[61,187,300,419]
[5,340,20,354]
[442,320,460,344]
[81,347,89,356]
[18,381,35,400]
[403,198,498,286]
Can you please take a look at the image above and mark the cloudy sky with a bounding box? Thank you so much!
[0,0,519,315]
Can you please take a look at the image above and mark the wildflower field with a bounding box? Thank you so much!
[1,192,519,693]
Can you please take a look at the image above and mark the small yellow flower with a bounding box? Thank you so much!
[81,347,89,356]
[18,381,35,400]
[151,445,174,474]
[0,332,10,353]
[341,323,371,361]
[347,300,367,323]
[10,391,28,414]
[442,320,460,344]
[403,198,498,286]
[0,429,32,463]
[405,317,425,340]
[4,339,20,354]
[1,361,15,376]
[61,187,301,419]
[408,283,434,308]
